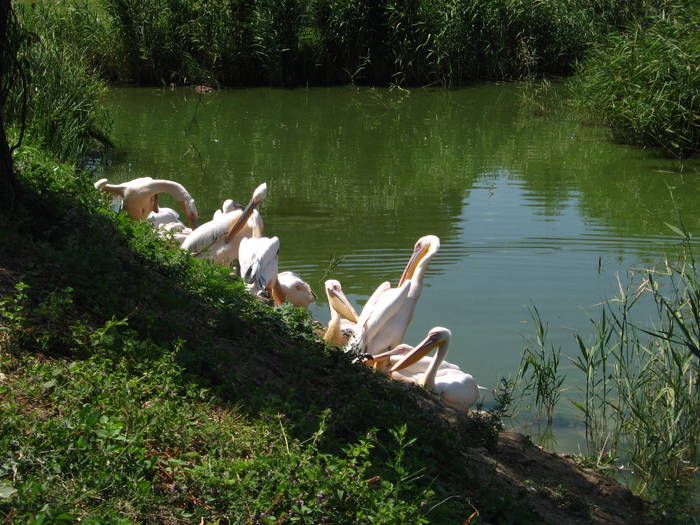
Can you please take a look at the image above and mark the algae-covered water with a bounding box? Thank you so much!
[97,83,700,452]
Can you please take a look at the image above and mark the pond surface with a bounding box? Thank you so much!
[98,84,700,453]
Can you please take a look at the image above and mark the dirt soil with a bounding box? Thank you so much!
[464,431,654,524]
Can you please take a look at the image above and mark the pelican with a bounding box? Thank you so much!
[239,238,316,308]
[95,177,198,228]
[347,235,440,355]
[181,183,266,267]
[390,327,481,412]
[148,207,183,229]
[323,280,359,345]
[278,271,317,308]
[213,199,242,219]
[239,236,282,300]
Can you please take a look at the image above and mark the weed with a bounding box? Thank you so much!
[521,306,566,425]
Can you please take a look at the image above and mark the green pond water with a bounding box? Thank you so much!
[97,83,700,454]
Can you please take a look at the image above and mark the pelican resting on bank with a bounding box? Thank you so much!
[278,271,317,308]
[239,237,316,307]
[239,236,281,300]
[181,183,266,267]
[390,327,481,412]
[148,207,183,229]
[347,235,440,355]
[95,177,198,228]
[323,280,359,345]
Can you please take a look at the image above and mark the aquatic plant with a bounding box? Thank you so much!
[572,8,700,158]
[521,306,566,425]
[17,0,674,88]
[568,224,700,509]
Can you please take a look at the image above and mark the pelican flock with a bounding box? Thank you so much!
[96,176,483,413]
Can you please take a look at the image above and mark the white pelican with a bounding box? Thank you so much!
[95,177,198,228]
[239,238,316,308]
[278,271,316,308]
[323,280,359,345]
[239,236,281,300]
[181,183,266,267]
[148,207,183,228]
[347,235,440,355]
[213,199,242,219]
[390,327,481,412]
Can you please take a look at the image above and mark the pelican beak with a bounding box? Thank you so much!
[225,183,267,242]
[362,345,406,371]
[390,333,440,373]
[329,288,358,323]
[398,244,429,287]
[152,194,160,213]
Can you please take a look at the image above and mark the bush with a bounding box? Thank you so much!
[8,2,110,161]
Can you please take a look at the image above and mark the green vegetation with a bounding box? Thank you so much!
[7,1,109,161]
[572,7,700,159]
[12,0,662,88]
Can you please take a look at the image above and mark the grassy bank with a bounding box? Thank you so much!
[1,143,535,523]
[571,7,700,159]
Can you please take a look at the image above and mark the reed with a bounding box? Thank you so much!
[521,306,566,425]
[571,7,700,158]
[21,0,668,88]
[569,226,700,506]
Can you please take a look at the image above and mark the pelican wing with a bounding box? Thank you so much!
[355,281,411,349]
[181,211,240,255]
[357,281,390,326]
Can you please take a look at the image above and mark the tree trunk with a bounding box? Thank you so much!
[0,0,17,207]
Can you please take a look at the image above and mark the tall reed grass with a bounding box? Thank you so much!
[571,8,700,158]
[520,224,700,515]
[20,0,671,89]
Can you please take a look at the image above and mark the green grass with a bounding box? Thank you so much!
[0,144,535,523]
[571,7,700,158]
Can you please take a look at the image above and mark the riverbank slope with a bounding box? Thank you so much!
[0,144,659,523]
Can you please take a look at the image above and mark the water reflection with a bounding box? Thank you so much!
[99,83,700,452]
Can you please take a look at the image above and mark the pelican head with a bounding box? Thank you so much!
[225,182,268,242]
[389,327,451,373]
[181,196,199,228]
[398,235,440,286]
[325,280,359,323]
